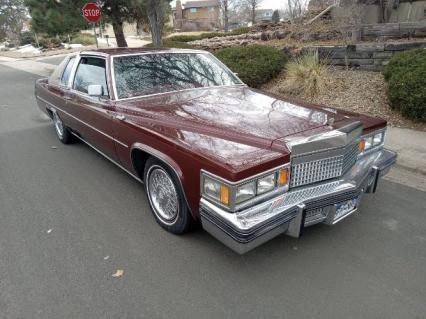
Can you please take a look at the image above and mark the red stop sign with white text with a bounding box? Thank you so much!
[82,3,101,23]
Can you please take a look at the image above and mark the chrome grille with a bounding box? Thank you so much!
[290,143,358,188]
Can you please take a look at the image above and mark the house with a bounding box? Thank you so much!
[173,0,221,31]
[309,0,426,24]
[255,9,274,23]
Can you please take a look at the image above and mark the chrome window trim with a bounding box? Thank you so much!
[110,51,245,102]
[200,163,290,213]
[37,96,128,148]
[60,55,78,88]
[71,54,110,98]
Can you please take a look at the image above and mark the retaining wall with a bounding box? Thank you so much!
[302,41,426,71]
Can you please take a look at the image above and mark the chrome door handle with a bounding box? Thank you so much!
[114,114,126,121]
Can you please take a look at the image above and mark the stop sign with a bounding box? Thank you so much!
[82,3,102,23]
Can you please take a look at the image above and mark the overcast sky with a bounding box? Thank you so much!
[171,0,285,10]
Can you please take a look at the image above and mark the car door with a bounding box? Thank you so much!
[66,55,118,161]
[45,55,82,130]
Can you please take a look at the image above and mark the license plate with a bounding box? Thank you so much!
[334,196,359,222]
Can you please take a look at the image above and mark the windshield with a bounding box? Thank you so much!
[113,53,243,99]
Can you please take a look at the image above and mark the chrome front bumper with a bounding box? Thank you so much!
[200,149,397,254]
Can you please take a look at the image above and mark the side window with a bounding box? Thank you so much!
[73,57,108,96]
[61,57,76,86]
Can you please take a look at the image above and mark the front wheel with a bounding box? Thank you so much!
[144,157,194,234]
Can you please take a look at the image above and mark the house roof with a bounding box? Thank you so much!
[255,9,274,14]
[183,0,220,9]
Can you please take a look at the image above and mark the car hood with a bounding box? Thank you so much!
[117,86,351,151]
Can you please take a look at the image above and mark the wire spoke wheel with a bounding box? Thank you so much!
[53,111,64,139]
[147,166,179,225]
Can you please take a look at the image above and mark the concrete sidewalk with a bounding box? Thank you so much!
[0,58,55,76]
[386,127,426,174]
[384,127,426,191]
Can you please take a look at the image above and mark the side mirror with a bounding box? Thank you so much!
[88,84,103,97]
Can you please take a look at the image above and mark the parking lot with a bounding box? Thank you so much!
[0,57,425,319]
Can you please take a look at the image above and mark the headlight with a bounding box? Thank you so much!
[236,181,256,203]
[358,129,385,156]
[257,173,276,195]
[203,176,230,206]
[201,165,290,211]
[373,132,384,146]
[364,136,373,150]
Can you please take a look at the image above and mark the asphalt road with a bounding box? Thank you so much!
[0,60,425,319]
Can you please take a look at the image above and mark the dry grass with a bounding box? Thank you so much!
[279,52,333,98]
[261,67,426,131]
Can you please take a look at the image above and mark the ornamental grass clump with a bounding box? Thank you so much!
[281,52,331,98]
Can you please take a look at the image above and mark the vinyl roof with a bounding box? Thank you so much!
[79,47,205,56]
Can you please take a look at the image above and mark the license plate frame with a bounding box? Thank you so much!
[332,196,360,224]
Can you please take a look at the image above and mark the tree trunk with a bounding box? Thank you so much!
[251,5,256,25]
[147,0,164,46]
[223,0,229,32]
[112,19,128,47]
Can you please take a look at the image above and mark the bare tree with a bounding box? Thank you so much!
[219,0,231,32]
[244,0,263,25]
[145,0,168,46]
[286,0,304,22]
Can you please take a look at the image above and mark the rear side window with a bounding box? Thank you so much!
[61,57,76,86]
[73,57,108,96]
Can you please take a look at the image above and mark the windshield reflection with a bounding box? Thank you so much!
[113,53,242,99]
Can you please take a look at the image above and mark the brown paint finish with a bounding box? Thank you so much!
[35,49,387,219]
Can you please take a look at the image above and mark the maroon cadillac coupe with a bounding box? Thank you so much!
[35,48,397,253]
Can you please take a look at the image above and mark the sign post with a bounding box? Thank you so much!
[82,3,102,48]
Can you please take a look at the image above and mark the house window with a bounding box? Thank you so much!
[208,7,215,11]
[190,8,197,13]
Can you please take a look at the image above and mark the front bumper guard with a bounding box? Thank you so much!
[200,149,397,254]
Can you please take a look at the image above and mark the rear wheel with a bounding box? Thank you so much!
[144,157,193,234]
[52,111,74,144]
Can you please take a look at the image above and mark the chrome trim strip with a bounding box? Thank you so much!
[71,132,142,183]
[78,51,110,58]
[288,121,363,158]
[37,96,128,148]
[201,164,290,186]
[110,51,245,102]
